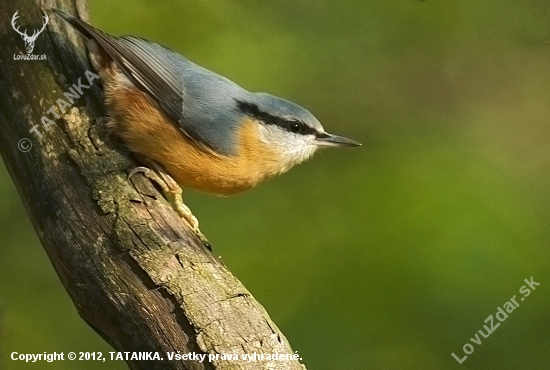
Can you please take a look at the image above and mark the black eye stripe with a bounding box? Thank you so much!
[236,100,317,136]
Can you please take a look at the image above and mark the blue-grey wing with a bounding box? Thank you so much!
[113,37,247,155]
[54,9,242,153]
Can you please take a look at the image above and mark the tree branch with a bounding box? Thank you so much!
[0,0,305,369]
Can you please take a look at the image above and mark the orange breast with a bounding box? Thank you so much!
[103,73,285,195]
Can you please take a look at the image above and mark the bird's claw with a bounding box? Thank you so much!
[129,164,211,250]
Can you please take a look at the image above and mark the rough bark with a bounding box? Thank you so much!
[0,0,305,369]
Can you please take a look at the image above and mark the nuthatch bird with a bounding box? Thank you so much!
[52,9,360,239]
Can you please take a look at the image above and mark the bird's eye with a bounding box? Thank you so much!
[289,121,303,134]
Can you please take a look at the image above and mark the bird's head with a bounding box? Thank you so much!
[235,93,361,171]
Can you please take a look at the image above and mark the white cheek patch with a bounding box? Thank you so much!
[258,124,318,172]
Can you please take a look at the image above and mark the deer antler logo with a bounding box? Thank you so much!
[11,11,49,54]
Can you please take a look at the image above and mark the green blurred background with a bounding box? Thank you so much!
[2,0,550,369]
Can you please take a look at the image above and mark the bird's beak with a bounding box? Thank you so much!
[315,132,361,147]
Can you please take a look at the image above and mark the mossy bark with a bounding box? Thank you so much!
[0,0,305,369]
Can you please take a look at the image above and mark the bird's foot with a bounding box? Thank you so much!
[129,165,211,250]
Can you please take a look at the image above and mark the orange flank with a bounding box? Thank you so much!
[103,69,286,196]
